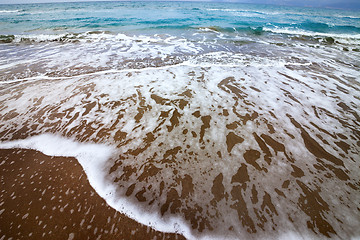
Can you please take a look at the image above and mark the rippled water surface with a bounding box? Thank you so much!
[0,1,359,239]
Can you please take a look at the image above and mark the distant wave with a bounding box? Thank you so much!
[339,15,360,19]
[296,21,360,34]
[263,27,360,41]
[0,10,20,13]
[198,26,265,35]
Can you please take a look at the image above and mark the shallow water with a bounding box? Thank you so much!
[0,1,360,239]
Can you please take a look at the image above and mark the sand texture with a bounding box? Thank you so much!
[0,148,184,240]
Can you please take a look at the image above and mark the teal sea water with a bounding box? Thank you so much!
[0,2,360,240]
[0,1,359,77]
[1,1,360,37]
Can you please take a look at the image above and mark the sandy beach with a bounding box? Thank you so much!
[0,61,359,239]
[0,148,184,240]
[0,2,359,239]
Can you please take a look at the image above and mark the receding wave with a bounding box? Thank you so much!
[0,31,123,43]
[1,2,359,239]
[0,57,359,239]
[1,25,359,46]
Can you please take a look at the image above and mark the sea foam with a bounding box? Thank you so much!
[0,134,315,240]
[0,60,359,239]
[0,2,359,238]
[0,134,196,239]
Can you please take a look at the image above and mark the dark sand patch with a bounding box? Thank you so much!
[0,148,184,240]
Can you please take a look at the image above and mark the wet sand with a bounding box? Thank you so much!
[0,64,359,239]
[0,148,184,240]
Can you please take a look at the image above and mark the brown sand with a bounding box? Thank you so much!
[0,148,185,240]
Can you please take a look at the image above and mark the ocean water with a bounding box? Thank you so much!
[0,1,360,239]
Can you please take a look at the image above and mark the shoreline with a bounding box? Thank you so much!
[0,62,359,239]
[0,148,184,240]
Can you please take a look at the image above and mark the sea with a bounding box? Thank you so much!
[0,1,359,239]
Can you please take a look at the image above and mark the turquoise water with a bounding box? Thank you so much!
[1,1,360,36]
[0,2,359,240]
[0,1,359,78]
